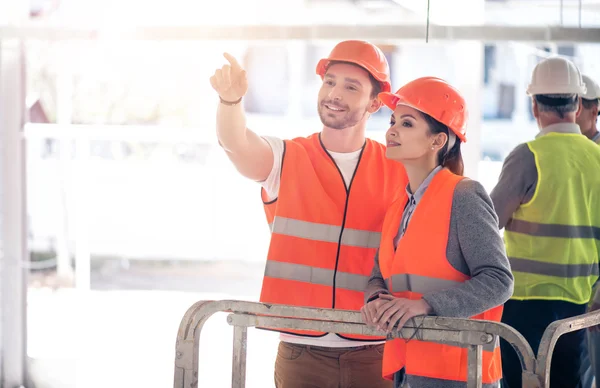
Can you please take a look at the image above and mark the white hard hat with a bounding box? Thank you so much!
[527,57,587,96]
[581,74,600,100]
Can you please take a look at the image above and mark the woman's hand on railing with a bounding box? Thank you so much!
[369,294,433,333]
[360,297,389,330]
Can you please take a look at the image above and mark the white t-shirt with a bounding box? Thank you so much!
[261,136,384,347]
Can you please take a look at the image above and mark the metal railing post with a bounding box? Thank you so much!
[466,345,483,388]
[535,309,600,387]
[231,325,248,388]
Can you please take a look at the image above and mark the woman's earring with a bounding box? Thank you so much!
[431,146,435,150]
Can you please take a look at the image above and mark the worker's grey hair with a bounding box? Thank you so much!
[535,94,579,119]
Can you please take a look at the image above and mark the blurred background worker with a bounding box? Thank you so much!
[578,73,600,388]
[210,40,407,388]
[490,57,600,388]
[577,74,600,144]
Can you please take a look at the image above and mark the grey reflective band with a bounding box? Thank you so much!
[509,257,599,278]
[506,219,600,240]
[269,216,381,248]
[264,261,369,292]
[386,274,463,294]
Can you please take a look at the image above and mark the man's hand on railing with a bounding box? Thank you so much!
[363,294,433,334]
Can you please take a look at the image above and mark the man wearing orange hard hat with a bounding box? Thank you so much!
[210,40,408,387]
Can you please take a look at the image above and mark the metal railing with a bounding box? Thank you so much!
[534,309,600,387]
[178,300,598,388]
[173,300,600,388]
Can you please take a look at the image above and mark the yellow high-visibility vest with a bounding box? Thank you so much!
[505,133,600,304]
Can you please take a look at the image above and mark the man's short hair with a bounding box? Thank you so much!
[326,60,382,99]
[582,97,599,112]
[534,94,579,119]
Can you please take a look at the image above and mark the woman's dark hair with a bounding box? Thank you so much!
[421,113,464,176]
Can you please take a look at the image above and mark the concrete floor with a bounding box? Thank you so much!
[27,260,278,388]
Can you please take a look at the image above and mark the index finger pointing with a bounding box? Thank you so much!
[223,52,242,71]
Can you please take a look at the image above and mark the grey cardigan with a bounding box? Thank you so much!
[365,179,514,388]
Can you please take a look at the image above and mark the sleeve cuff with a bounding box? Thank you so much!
[367,290,390,303]
[421,294,442,316]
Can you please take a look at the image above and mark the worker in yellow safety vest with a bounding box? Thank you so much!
[490,57,600,388]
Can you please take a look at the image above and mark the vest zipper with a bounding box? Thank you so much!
[319,134,366,310]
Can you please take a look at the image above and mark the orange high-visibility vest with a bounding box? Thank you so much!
[260,133,407,340]
[379,169,503,382]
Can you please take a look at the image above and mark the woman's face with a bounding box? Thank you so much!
[385,104,446,162]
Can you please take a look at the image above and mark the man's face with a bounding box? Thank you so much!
[576,100,599,138]
[317,63,379,130]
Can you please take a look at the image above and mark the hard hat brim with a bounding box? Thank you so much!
[378,91,468,143]
[378,92,400,111]
[378,92,425,118]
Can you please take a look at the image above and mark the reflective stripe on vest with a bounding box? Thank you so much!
[507,219,600,240]
[269,216,381,248]
[505,133,600,304]
[378,169,503,383]
[509,257,599,278]
[385,274,463,295]
[265,261,369,292]
[259,133,408,340]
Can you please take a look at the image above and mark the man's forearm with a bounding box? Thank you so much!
[210,54,274,182]
[216,102,248,153]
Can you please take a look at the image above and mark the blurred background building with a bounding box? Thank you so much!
[0,0,599,386]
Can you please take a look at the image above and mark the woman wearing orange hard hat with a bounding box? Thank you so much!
[361,77,514,387]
